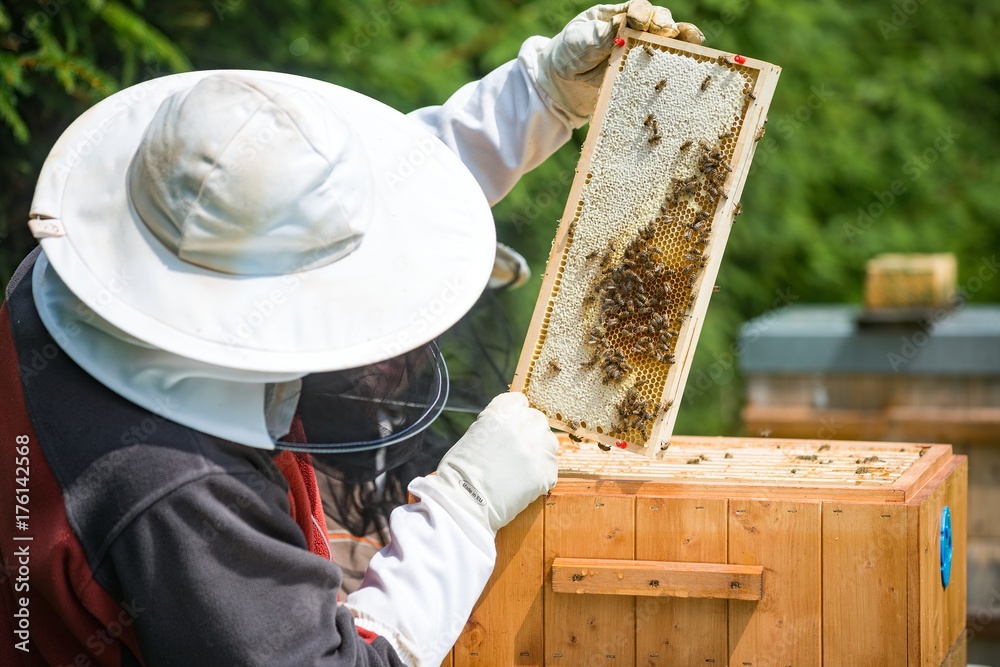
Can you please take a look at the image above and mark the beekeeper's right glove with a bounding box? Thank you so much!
[344,392,558,665]
[427,391,558,534]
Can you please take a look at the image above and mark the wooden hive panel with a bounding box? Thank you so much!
[448,437,966,666]
[511,29,780,455]
[634,496,728,665]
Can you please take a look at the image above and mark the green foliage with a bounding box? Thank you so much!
[1,0,998,435]
[0,0,190,283]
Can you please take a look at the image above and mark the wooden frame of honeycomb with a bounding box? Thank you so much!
[511,27,781,456]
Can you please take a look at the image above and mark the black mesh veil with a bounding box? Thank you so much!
[297,287,517,538]
[274,341,449,482]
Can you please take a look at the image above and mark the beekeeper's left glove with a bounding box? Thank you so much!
[531,2,705,127]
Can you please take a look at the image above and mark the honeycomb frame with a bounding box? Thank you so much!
[511,28,781,457]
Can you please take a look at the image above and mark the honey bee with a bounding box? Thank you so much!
[701,76,712,91]
[548,359,562,373]
[716,54,728,66]
[644,113,654,127]
[679,140,693,151]
[565,419,580,431]
[648,134,662,144]
[585,250,599,260]
[733,202,743,217]
[719,131,735,139]
[568,434,584,443]
[655,79,667,92]
[597,442,612,452]
[754,126,766,142]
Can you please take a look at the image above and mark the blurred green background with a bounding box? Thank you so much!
[2,0,998,435]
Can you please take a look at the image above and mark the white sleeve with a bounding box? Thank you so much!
[408,36,576,206]
[343,475,497,667]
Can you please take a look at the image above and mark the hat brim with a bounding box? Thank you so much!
[30,70,496,373]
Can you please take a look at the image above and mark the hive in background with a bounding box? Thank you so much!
[511,29,780,455]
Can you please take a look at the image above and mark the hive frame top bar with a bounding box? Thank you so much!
[511,27,781,457]
[554,435,952,503]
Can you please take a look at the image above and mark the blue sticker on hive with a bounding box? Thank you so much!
[940,506,952,588]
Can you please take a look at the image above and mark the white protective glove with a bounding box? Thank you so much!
[427,391,558,535]
[534,2,706,127]
[343,392,558,666]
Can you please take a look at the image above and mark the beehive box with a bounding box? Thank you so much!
[445,436,967,667]
[510,28,780,455]
[864,253,958,312]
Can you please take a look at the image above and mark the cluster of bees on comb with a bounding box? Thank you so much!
[577,128,737,446]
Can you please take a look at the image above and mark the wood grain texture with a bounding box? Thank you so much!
[454,498,544,667]
[906,455,967,667]
[635,496,729,666]
[939,630,967,667]
[821,502,907,666]
[728,499,822,667]
[552,557,761,600]
[544,494,635,667]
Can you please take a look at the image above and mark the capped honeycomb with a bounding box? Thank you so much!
[511,30,780,455]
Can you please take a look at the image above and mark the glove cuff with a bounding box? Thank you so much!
[410,474,499,537]
[520,36,593,130]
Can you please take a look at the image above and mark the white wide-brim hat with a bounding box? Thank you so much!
[28,70,496,373]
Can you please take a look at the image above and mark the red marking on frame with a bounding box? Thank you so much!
[613,36,626,47]
[734,54,746,64]
[615,440,628,449]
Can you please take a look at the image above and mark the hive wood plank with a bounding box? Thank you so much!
[551,557,761,600]
[906,455,967,667]
[634,497,729,666]
[891,444,951,501]
[555,477,906,502]
[454,498,544,667]
[821,502,907,666]
[544,494,635,667]
[728,499,822,667]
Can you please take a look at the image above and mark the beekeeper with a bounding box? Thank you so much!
[0,4,702,665]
